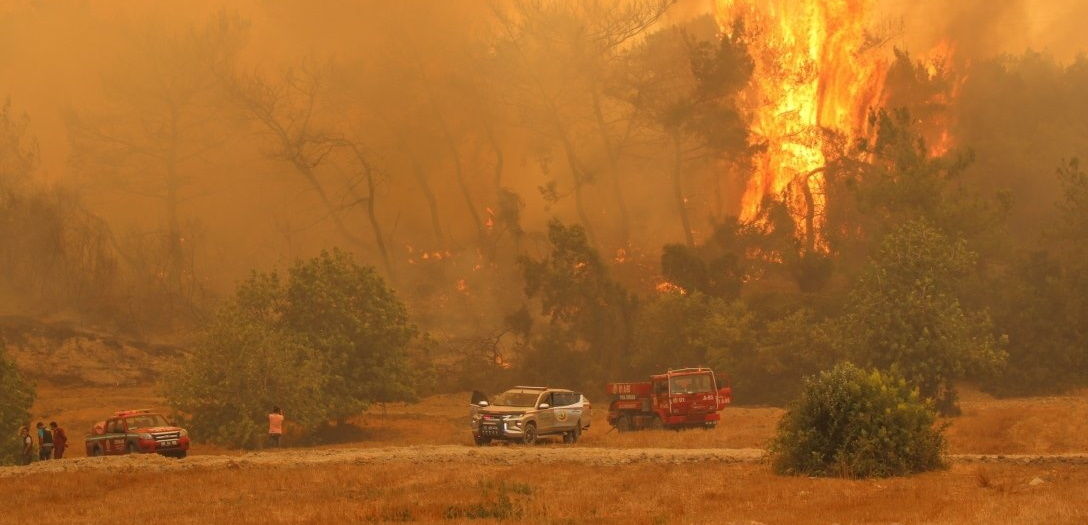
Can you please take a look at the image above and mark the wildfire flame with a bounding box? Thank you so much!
[655,281,687,295]
[716,0,890,243]
[920,39,964,158]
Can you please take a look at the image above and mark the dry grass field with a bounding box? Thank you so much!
[4,460,1086,524]
[11,384,1088,523]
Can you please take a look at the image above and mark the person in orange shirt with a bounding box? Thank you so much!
[268,406,284,448]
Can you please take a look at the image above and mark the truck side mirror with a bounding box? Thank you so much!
[538,403,550,410]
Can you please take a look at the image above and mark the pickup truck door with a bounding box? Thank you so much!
[106,419,127,454]
[551,392,578,431]
[536,393,556,433]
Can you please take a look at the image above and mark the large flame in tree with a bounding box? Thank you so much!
[716,0,890,247]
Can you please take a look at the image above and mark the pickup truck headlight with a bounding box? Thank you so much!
[471,414,481,423]
[138,433,153,440]
[179,429,188,438]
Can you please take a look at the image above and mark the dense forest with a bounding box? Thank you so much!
[2,0,1088,418]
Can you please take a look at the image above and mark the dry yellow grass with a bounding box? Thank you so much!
[946,387,1088,454]
[3,460,1086,524]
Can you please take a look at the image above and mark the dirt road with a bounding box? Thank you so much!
[1,445,764,477]
[4,445,1088,478]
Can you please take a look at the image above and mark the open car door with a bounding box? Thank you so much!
[469,390,489,418]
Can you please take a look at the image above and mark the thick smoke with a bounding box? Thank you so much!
[1,0,1086,337]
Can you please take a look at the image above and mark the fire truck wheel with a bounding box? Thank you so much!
[616,416,632,432]
[473,436,491,446]
[563,423,581,444]
[521,422,538,445]
[91,446,103,457]
[126,442,138,454]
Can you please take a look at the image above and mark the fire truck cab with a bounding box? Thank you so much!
[607,368,732,431]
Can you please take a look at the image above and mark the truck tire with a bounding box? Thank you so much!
[91,446,103,457]
[563,422,581,444]
[521,422,537,445]
[127,442,138,454]
[616,415,632,432]
[473,435,491,447]
[172,450,187,459]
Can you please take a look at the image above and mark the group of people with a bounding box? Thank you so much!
[17,421,67,465]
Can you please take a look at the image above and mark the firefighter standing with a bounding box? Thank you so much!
[50,421,68,459]
[18,426,33,465]
[268,406,284,448]
[35,422,53,461]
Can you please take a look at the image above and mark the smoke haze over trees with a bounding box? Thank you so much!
[3,0,1088,418]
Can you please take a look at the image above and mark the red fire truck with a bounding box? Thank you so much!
[606,368,732,431]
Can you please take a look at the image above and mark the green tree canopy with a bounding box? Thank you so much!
[835,220,1003,413]
[166,248,419,447]
[633,291,751,375]
[519,220,636,385]
[283,249,419,417]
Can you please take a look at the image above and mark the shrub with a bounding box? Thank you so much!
[771,362,945,478]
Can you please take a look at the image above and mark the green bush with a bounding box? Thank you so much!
[771,362,945,478]
[0,348,34,465]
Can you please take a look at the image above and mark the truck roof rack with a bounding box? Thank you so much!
[512,386,548,390]
[113,409,153,417]
[666,367,713,374]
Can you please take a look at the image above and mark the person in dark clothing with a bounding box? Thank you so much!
[19,426,33,465]
[49,421,68,459]
[35,422,53,461]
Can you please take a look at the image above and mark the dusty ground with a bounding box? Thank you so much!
[0,445,767,477]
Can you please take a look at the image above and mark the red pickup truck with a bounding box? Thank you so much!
[84,409,190,458]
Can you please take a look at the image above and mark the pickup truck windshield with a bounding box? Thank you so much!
[670,374,715,394]
[126,415,170,429]
[491,391,540,407]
